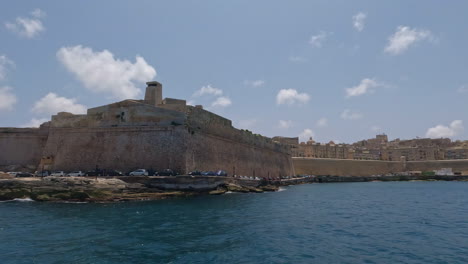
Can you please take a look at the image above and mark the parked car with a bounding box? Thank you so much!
[105,170,123,176]
[50,171,65,177]
[7,172,19,176]
[35,170,50,177]
[67,171,85,177]
[216,170,228,176]
[85,170,103,176]
[129,169,149,176]
[188,170,202,176]
[201,171,216,176]
[157,169,177,176]
[16,172,34,177]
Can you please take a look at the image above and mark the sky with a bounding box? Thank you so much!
[0,1,467,143]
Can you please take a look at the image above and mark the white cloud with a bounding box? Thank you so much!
[426,120,464,138]
[22,118,49,128]
[288,56,307,62]
[317,118,328,128]
[244,80,265,88]
[384,26,433,55]
[299,128,315,142]
[5,9,46,38]
[237,119,257,129]
[32,93,87,115]
[0,55,14,81]
[457,85,468,94]
[346,78,383,98]
[341,109,363,120]
[193,84,223,97]
[211,96,232,108]
[278,120,293,129]
[276,89,310,105]
[57,45,156,100]
[309,31,328,48]
[192,84,232,108]
[0,86,17,111]
[352,12,367,32]
[31,8,46,18]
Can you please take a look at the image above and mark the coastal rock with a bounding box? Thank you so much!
[247,187,264,193]
[260,185,279,192]
[209,187,228,195]
[226,183,250,193]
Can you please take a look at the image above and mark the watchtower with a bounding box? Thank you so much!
[144,81,163,106]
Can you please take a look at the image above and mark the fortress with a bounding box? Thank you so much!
[0,82,295,178]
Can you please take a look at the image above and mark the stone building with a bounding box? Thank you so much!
[445,147,468,160]
[291,137,353,159]
[289,133,465,162]
[0,81,294,178]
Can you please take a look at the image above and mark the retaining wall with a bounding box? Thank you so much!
[293,157,468,176]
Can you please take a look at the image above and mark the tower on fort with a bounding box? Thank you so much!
[144,81,163,106]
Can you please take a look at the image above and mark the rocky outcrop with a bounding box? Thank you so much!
[0,176,282,202]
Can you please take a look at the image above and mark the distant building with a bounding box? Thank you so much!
[288,133,467,162]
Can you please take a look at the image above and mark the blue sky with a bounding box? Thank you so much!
[0,1,467,143]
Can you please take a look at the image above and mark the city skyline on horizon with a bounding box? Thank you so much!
[1,1,467,143]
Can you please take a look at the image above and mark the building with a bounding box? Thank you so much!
[0,81,294,178]
[289,133,467,162]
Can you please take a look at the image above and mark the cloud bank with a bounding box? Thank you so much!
[57,45,156,100]
[426,120,464,138]
[32,93,87,115]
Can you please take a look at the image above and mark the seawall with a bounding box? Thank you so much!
[293,157,468,176]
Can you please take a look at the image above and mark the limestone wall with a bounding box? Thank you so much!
[0,127,48,170]
[187,132,294,178]
[405,160,468,172]
[186,107,289,154]
[41,124,294,178]
[293,158,404,176]
[293,158,468,176]
[41,126,188,173]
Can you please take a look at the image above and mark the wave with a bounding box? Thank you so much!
[0,198,35,203]
[13,198,35,202]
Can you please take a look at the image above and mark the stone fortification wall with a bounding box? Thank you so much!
[405,160,468,172]
[41,126,188,173]
[183,106,293,177]
[186,132,294,178]
[0,127,49,170]
[84,101,186,128]
[186,106,289,154]
[42,123,294,177]
[293,158,404,176]
[293,158,468,176]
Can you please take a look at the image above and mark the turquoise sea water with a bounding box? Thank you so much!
[1,181,468,264]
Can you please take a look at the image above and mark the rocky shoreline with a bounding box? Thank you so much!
[1,174,467,203]
[0,176,280,202]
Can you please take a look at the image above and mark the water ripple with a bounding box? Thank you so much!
[0,181,468,263]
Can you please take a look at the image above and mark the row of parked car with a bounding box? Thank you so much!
[188,170,228,176]
[30,169,179,177]
[5,168,229,177]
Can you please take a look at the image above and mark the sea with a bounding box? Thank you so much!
[1,181,468,264]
